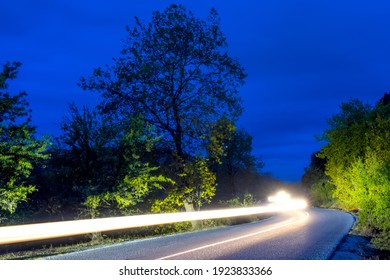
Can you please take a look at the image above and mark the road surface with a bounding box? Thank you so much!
[47,208,354,260]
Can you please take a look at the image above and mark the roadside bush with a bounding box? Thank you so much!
[218,193,259,225]
[344,152,390,249]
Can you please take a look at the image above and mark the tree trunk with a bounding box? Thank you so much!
[227,164,237,197]
[183,198,202,230]
[171,104,202,229]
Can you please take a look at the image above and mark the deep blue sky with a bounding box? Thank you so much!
[2,0,390,182]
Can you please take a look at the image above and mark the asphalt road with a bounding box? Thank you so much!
[47,208,354,260]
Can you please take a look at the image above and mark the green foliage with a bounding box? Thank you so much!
[81,4,246,154]
[210,125,263,197]
[84,162,174,217]
[309,178,336,207]
[218,193,259,225]
[27,103,123,219]
[81,118,174,217]
[152,221,192,235]
[318,98,372,193]
[151,157,216,213]
[0,62,50,218]
[220,192,257,208]
[343,149,390,250]
[206,117,237,164]
[1,6,258,234]
[184,158,217,209]
[343,152,390,232]
[302,152,335,207]
[83,195,101,218]
[80,4,246,216]
[57,103,120,195]
[314,93,390,249]
[319,96,390,210]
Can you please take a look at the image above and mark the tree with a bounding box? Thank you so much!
[53,104,172,217]
[302,152,335,207]
[316,93,390,249]
[344,151,390,232]
[57,103,119,196]
[221,128,263,196]
[0,62,49,219]
[28,103,121,218]
[80,4,246,213]
[318,98,372,208]
[341,94,390,234]
[208,123,263,197]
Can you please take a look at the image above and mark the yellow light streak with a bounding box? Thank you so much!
[0,196,307,245]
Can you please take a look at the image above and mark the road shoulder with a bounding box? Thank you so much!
[331,233,390,260]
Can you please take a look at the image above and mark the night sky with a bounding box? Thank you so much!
[1,0,390,182]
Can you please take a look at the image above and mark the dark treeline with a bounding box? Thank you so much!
[1,5,282,230]
[302,93,390,250]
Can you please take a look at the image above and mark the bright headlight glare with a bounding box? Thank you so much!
[268,190,290,203]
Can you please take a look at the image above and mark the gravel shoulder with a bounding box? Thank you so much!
[331,232,390,260]
[331,234,378,259]
[330,210,390,260]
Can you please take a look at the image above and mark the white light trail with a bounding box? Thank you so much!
[0,195,307,245]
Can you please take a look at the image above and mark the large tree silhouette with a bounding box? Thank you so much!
[80,4,246,213]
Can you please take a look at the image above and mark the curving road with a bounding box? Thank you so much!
[47,208,354,260]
